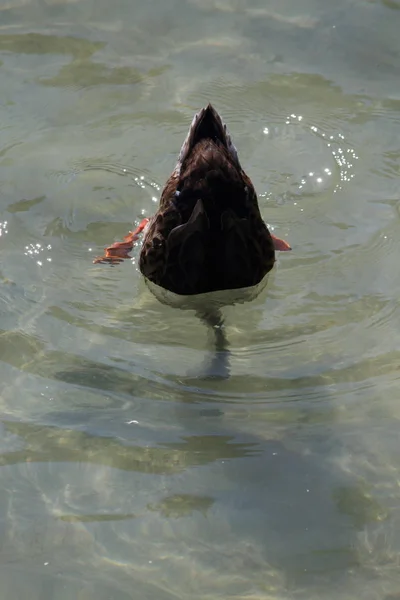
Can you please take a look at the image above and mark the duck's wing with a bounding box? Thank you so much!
[140,197,211,295]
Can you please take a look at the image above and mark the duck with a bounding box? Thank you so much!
[94,103,291,298]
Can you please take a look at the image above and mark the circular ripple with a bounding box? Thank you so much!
[258,113,358,205]
[74,160,162,204]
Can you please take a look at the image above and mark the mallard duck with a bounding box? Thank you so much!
[94,104,291,297]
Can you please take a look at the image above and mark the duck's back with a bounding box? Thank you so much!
[139,139,275,296]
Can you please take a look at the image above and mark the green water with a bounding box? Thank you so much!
[0,0,400,598]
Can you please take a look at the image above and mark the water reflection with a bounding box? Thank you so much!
[147,494,214,518]
[0,414,389,595]
[6,195,46,214]
[40,61,164,89]
[0,420,259,473]
[59,513,138,523]
[0,33,104,58]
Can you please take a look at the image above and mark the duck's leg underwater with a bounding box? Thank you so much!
[93,217,150,265]
[189,308,231,381]
[188,236,290,381]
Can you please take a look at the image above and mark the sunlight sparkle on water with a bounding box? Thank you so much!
[24,242,52,266]
[273,114,357,197]
[0,221,8,236]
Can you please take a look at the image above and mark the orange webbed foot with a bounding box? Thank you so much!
[271,234,291,251]
[93,217,150,265]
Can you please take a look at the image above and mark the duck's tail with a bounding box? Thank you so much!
[195,307,230,380]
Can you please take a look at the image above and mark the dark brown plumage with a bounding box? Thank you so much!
[94,104,291,296]
[140,104,284,295]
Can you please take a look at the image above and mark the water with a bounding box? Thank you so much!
[0,0,400,597]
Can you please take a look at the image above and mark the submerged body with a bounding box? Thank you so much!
[94,104,291,378]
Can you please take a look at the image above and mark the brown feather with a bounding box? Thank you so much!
[138,105,277,295]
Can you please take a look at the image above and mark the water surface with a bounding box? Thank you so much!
[1,0,400,598]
